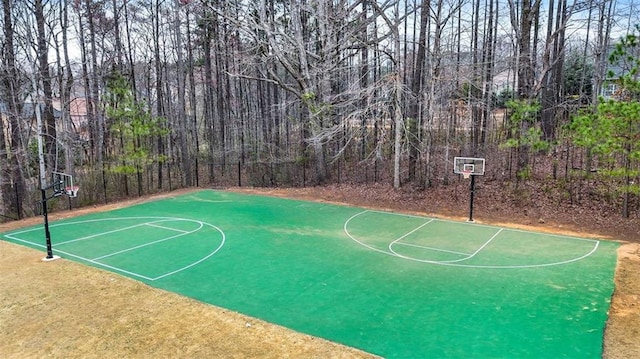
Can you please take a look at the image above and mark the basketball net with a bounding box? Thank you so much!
[462,170,472,179]
[65,186,79,198]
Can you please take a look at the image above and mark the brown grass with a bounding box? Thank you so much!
[0,241,375,359]
[1,186,638,358]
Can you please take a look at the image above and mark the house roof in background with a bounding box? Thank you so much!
[1,98,90,119]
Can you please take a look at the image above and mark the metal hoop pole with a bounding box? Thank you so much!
[468,175,476,222]
[41,188,54,259]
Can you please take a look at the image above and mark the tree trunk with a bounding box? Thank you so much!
[175,0,192,187]
[35,0,57,169]
[1,0,26,219]
[480,0,497,149]
[153,0,165,189]
[60,0,75,177]
[510,0,541,177]
[359,0,370,162]
[85,0,105,169]
[186,6,199,186]
[202,8,216,182]
[408,1,429,181]
[213,11,227,174]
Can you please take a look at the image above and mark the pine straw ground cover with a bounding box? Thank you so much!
[1,185,639,358]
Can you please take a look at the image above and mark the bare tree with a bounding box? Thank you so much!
[507,0,541,179]
[54,0,76,177]
[408,1,429,182]
[0,0,635,218]
[1,0,27,219]
[231,0,387,184]
[174,0,192,187]
[33,0,58,170]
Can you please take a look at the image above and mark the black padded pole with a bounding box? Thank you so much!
[468,175,476,222]
[42,188,54,259]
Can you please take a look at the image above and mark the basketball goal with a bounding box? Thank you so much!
[453,157,485,222]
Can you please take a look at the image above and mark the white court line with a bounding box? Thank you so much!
[91,222,204,260]
[388,218,485,257]
[344,210,602,269]
[366,209,599,243]
[57,222,155,246]
[420,228,503,263]
[151,227,225,281]
[3,217,225,280]
[59,248,156,281]
[393,241,472,256]
[58,219,194,246]
[145,222,190,233]
[343,210,407,256]
[1,234,155,280]
[391,219,435,242]
[3,234,46,249]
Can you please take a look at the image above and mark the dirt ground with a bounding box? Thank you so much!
[1,184,639,358]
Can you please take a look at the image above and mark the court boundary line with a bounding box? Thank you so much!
[3,216,225,281]
[344,210,601,269]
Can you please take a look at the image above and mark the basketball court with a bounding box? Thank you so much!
[1,188,618,358]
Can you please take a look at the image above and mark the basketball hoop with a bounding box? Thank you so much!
[461,170,472,179]
[65,186,79,198]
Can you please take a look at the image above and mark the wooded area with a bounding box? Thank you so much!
[1,0,640,221]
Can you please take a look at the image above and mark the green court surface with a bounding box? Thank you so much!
[1,190,618,358]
